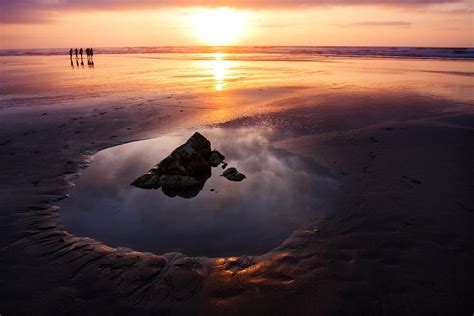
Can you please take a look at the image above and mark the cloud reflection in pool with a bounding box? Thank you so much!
[59,127,339,257]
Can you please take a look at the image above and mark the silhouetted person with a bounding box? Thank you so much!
[76,59,79,67]
[79,48,83,59]
[70,58,74,68]
[69,48,73,59]
[88,48,94,66]
[75,48,78,58]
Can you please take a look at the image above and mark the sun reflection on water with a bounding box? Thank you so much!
[213,53,226,91]
[203,53,236,91]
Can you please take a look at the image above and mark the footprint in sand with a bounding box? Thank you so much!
[456,201,474,213]
[402,175,422,184]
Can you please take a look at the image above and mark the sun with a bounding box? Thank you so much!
[193,8,247,45]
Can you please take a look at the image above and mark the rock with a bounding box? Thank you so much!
[209,150,225,167]
[130,172,161,189]
[132,132,246,197]
[131,132,213,198]
[221,162,228,169]
[160,176,206,198]
[222,167,246,182]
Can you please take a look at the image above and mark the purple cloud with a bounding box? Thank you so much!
[0,0,467,24]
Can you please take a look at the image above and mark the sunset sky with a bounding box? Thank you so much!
[0,0,472,48]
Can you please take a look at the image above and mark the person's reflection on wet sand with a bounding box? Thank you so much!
[69,48,94,68]
[86,48,95,66]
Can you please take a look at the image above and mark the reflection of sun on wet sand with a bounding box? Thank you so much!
[0,53,473,315]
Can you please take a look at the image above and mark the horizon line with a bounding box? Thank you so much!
[1,44,473,51]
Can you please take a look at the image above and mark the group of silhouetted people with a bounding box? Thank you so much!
[69,48,94,68]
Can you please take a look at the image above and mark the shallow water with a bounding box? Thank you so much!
[58,127,338,257]
[1,53,472,113]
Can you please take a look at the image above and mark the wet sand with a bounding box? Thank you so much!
[0,54,473,315]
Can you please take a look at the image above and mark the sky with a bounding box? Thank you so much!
[0,0,472,48]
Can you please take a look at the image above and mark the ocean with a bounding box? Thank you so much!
[1,46,473,60]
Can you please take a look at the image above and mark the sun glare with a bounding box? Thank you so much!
[193,8,247,45]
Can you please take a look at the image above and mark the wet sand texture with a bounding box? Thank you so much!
[0,54,473,315]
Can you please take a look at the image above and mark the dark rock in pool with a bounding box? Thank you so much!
[131,132,243,198]
[131,132,213,198]
[210,150,225,167]
[222,167,246,182]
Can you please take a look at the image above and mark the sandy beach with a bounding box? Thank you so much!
[0,53,473,315]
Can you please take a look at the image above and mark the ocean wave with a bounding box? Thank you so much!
[0,46,473,60]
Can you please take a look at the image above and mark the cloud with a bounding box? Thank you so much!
[348,21,412,26]
[0,0,467,24]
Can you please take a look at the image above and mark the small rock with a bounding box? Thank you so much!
[210,150,225,167]
[222,167,246,182]
[222,162,228,169]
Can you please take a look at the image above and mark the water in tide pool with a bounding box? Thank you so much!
[58,127,339,257]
